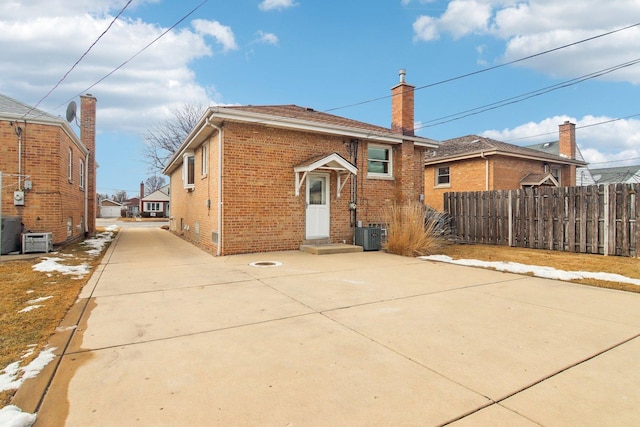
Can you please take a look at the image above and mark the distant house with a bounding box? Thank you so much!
[141,184,169,218]
[163,71,438,255]
[99,199,123,218]
[122,197,140,217]
[423,121,586,211]
[589,165,640,184]
[0,93,97,250]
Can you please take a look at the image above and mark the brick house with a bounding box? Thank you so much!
[163,71,438,255]
[0,93,97,249]
[423,121,586,211]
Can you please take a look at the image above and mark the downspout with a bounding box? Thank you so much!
[206,118,223,256]
[84,151,89,233]
[480,152,488,190]
[15,125,23,190]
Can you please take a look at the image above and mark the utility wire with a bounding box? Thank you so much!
[416,56,640,129]
[324,21,640,114]
[55,0,210,110]
[21,0,133,119]
[504,113,640,143]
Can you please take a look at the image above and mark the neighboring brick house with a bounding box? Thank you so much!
[141,184,170,218]
[163,71,438,255]
[424,121,586,211]
[0,93,97,249]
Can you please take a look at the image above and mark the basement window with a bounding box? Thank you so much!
[367,144,392,178]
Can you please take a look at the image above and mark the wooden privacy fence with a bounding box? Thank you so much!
[443,183,640,257]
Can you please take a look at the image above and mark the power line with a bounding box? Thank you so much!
[504,113,640,143]
[21,0,133,119]
[324,21,640,114]
[416,56,640,129]
[54,0,210,110]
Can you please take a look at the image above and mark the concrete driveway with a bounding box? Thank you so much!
[17,225,640,426]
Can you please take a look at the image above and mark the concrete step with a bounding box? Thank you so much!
[299,243,364,255]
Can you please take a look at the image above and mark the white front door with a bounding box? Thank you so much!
[305,173,330,239]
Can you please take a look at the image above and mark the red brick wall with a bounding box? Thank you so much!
[168,123,425,255]
[0,120,88,246]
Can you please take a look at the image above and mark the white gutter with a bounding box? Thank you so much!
[206,118,224,256]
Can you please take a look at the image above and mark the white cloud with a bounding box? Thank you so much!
[412,0,640,84]
[481,115,640,166]
[259,0,298,12]
[255,31,279,46]
[0,4,228,134]
[192,19,238,52]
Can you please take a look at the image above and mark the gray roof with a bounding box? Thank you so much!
[589,165,640,184]
[425,135,585,166]
[0,93,62,122]
[525,139,586,162]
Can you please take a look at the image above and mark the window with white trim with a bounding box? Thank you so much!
[550,166,561,184]
[79,159,85,189]
[68,148,73,182]
[201,143,208,176]
[436,166,450,186]
[367,144,392,178]
[183,151,195,189]
[146,202,161,211]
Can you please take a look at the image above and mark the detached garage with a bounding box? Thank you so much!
[100,199,123,218]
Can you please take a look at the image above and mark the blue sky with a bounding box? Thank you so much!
[1,0,639,197]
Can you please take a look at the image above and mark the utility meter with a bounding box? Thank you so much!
[14,191,25,206]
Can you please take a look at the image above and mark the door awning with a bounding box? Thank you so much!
[520,172,560,187]
[294,152,357,198]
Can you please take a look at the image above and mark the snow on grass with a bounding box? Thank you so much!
[26,296,53,304]
[17,305,42,314]
[82,228,116,256]
[32,258,90,277]
[421,255,640,286]
[0,405,36,427]
[0,347,57,393]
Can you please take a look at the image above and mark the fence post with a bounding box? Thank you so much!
[604,185,609,256]
[508,190,513,247]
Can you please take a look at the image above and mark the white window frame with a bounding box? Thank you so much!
[367,144,393,178]
[436,165,451,187]
[68,148,73,182]
[79,159,85,189]
[182,151,195,189]
[201,143,208,177]
[146,202,161,211]
[550,166,562,185]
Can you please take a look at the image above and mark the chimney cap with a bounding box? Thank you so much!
[399,69,406,83]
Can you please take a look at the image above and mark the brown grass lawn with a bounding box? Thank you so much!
[0,229,114,408]
[435,242,640,293]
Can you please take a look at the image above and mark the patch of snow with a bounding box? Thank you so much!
[0,405,36,427]
[18,305,42,314]
[105,225,118,232]
[421,255,640,286]
[32,258,90,277]
[55,325,77,333]
[26,296,53,304]
[82,231,114,256]
[25,290,34,294]
[0,347,56,393]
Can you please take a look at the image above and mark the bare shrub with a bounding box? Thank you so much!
[384,203,446,257]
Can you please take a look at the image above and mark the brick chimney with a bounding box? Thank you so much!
[558,120,576,159]
[391,69,415,136]
[80,94,97,236]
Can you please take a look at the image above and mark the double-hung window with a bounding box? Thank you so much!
[183,151,195,189]
[367,144,392,178]
[68,148,73,182]
[436,166,450,186]
[79,159,85,189]
[201,143,208,176]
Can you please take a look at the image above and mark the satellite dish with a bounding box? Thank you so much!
[66,101,77,123]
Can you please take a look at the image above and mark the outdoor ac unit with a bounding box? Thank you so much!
[23,232,53,254]
[355,227,381,251]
